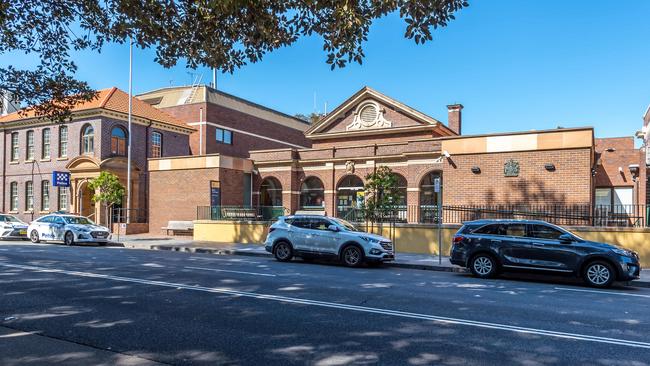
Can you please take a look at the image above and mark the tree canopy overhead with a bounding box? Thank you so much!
[1,0,468,122]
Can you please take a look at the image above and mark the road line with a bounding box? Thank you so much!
[555,287,650,299]
[184,266,276,277]
[3,261,650,349]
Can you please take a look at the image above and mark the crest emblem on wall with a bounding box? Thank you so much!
[346,100,392,131]
[345,160,355,174]
[504,159,520,177]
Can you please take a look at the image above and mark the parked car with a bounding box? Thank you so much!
[28,214,111,246]
[264,215,395,267]
[450,219,641,287]
[0,214,29,240]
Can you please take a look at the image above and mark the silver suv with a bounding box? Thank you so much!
[264,215,394,267]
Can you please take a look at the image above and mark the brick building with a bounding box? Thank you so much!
[248,87,596,224]
[0,87,194,228]
[136,85,312,157]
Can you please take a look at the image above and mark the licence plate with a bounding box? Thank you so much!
[19,230,26,235]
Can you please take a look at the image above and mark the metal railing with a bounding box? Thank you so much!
[418,204,647,227]
[339,206,408,223]
[197,206,289,221]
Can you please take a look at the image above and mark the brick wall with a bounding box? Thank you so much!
[442,148,593,206]
[148,167,246,233]
[3,116,191,222]
[160,102,311,158]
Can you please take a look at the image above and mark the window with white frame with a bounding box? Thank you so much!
[42,128,51,159]
[41,180,50,211]
[82,124,94,155]
[10,182,18,211]
[59,126,68,158]
[151,131,163,158]
[58,187,69,211]
[216,128,232,144]
[10,132,18,162]
[25,181,34,211]
[26,130,35,160]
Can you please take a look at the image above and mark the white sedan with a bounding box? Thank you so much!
[28,214,111,245]
[0,214,29,239]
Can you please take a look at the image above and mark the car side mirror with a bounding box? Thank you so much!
[558,233,574,243]
[327,225,340,232]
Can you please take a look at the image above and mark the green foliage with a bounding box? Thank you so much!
[364,166,402,214]
[294,112,325,124]
[88,172,125,207]
[0,0,468,122]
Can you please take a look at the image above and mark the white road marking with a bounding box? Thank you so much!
[555,287,650,299]
[3,261,650,349]
[184,266,276,277]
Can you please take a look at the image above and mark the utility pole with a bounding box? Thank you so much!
[126,37,133,225]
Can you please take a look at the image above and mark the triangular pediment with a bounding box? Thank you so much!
[305,87,454,138]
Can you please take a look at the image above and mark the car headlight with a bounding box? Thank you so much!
[360,236,380,244]
[611,248,633,257]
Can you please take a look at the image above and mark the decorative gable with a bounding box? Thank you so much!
[346,100,392,131]
[305,87,455,141]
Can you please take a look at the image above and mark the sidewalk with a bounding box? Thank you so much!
[117,235,650,287]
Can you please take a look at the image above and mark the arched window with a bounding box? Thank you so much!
[259,177,283,207]
[151,131,163,158]
[336,175,364,218]
[299,177,325,209]
[393,174,407,207]
[82,125,94,155]
[419,171,442,223]
[111,126,127,156]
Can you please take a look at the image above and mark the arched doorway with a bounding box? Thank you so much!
[259,177,283,220]
[419,171,442,223]
[299,177,325,210]
[77,181,95,219]
[336,175,364,219]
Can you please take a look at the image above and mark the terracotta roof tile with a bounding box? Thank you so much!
[0,87,193,130]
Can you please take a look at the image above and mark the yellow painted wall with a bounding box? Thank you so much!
[194,221,650,267]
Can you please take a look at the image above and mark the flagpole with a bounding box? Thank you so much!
[126,37,133,225]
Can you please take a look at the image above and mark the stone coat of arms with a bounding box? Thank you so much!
[504,159,519,177]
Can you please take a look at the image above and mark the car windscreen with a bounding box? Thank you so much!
[331,218,361,232]
[63,216,94,225]
[2,215,21,223]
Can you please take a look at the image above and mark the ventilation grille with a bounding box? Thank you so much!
[359,105,377,124]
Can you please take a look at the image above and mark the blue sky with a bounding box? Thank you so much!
[6,1,650,139]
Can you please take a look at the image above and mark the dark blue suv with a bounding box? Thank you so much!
[450,219,641,287]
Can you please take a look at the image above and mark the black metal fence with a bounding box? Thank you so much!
[197,206,289,221]
[420,204,648,227]
[111,208,148,224]
[196,204,649,228]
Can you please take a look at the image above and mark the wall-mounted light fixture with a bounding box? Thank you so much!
[605,147,616,152]
[471,166,481,174]
[544,163,556,171]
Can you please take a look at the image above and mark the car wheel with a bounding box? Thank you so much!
[64,231,75,246]
[273,241,293,262]
[583,261,615,288]
[30,230,40,243]
[342,245,364,267]
[470,254,497,279]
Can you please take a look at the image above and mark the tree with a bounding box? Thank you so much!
[364,166,402,221]
[87,171,125,226]
[295,112,325,124]
[0,1,468,122]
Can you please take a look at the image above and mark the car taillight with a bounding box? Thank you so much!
[453,235,464,243]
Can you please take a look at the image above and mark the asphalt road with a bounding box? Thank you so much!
[1,241,649,366]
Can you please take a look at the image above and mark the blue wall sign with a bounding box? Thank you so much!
[52,171,71,187]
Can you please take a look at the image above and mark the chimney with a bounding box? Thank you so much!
[447,104,463,135]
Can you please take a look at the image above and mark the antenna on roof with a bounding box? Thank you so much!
[212,68,217,90]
